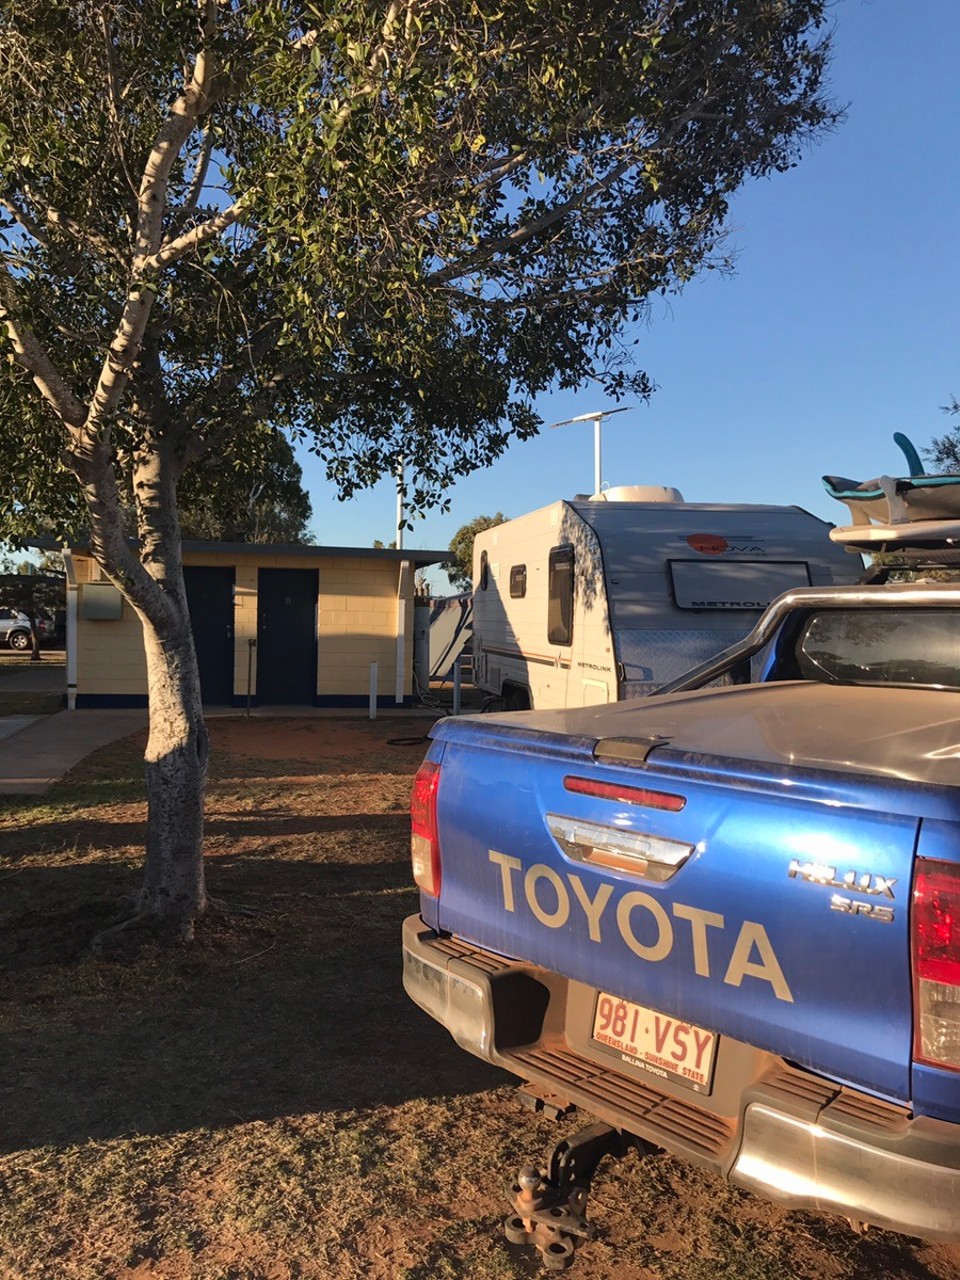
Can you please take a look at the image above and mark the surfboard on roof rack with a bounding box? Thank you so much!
[824,431,960,553]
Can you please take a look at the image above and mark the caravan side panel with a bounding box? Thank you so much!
[575,501,861,693]
[472,504,614,709]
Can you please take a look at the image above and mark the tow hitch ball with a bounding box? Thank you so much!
[504,1121,659,1271]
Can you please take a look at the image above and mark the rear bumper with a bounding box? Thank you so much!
[402,915,960,1242]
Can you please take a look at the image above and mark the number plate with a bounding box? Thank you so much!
[592,992,717,1093]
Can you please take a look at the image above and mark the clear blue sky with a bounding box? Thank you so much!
[296,0,960,591]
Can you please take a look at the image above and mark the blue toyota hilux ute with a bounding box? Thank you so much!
[403,579,960,1268]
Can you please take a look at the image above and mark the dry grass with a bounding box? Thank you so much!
[0,690,63,716]
[1,717,959,1280]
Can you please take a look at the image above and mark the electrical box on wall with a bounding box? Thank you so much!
[80,583,123,620]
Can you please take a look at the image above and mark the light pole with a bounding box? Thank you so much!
[395,456,405,550]
[549,406,632,496]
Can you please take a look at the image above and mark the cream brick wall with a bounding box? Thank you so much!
[318,558,413,699]
[75,583,148,696]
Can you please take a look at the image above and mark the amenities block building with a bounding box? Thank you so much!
[63,541,450,709]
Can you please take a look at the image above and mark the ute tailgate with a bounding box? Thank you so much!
[431,721,919,1103]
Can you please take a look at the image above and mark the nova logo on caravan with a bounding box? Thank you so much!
[488,851,793,1003]
[686,534,768,557]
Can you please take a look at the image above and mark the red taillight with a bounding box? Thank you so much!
[411,760,441,898]
[563,775,686,812]
[912,859,960,1070]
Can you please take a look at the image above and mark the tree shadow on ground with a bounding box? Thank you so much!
[0,855,509,1154]
[0,810,409,862]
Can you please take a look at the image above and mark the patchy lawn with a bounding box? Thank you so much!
[0,717,958,1280]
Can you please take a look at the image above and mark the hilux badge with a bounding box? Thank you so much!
[787,860,897,900]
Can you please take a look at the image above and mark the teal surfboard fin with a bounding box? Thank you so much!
[893,432,924,477]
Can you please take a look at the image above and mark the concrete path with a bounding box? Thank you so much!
[0,709,147,796]
[0,715,42,744]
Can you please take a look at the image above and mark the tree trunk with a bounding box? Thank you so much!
[74,422,211,941]
[130,431,210,938]
[138,613,209,936]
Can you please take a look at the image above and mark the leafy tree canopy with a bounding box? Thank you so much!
[0,412,313,545]
[447,512,507,589]
[178,432,313,543]
[0,0,838,539]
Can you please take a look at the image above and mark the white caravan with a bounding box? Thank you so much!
[471,485,861,710]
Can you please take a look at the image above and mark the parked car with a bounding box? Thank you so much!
[404,576,960,1268]
[0,607,49,650]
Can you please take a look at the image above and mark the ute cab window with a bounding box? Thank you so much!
[795,609,960,690]
[548,545,574,646]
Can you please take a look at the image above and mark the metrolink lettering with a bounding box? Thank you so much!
[690,600,763,609]
[488,851,793,1003]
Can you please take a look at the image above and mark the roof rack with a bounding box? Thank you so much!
[824,432,960,560]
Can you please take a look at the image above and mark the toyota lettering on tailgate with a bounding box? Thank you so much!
[488,850,794,1003]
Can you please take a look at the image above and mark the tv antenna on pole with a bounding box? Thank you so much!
[549,406,632,496]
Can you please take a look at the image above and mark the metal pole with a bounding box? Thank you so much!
[62,546,78,711]
[547,407,631,498]
[452,656,462,716]
[396,457,404,551]
[395,561,408,705]
[246,638,256,717]
[369,661,379,719]
[65,587,78,711]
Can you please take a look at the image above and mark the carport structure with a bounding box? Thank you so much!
[60,541,451,709]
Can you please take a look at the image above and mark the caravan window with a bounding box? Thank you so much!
[548,545,574,646]
[669,560,812,610]
[510,565,527,598]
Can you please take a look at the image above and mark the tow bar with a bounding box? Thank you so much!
[505,1119,660,1271]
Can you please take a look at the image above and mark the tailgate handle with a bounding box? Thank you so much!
[547,813,693,883]
[594,735,671,765]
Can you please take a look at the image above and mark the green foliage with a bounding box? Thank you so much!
[0,416,313,547]
[448,512,507,589]
[0,0,839,535]
[0,569,63,658]
[178,433,313,543]
[926,398,960,472]
[0,571,63,615]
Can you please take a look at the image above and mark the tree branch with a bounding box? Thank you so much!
[328,0,408,133]
[20,185,127,268]
[429,159,633,284]
[68,428,175,630]
[0,192,51,249]
[180,365,291,467]
[428,83,724,286]
[86,3,223,434]
[99,6,139,198]
[179,317,284,440]
[178,123,216,224]
[0,266,87,427]
[146,195,250,273]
